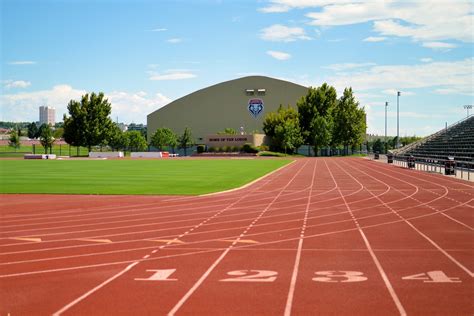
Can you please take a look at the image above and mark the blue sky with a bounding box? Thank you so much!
[1,0,473,136]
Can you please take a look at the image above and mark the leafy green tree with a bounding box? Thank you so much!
[274,119,303,154]
[63,92,114,151]
[27,122,38,139]
[178,127,194,156]
[332,88,366,155]
[372,138,383,153]
[218,128,237,135]
[53,127,64,139]
[108,125,129,151]
[8,130,20,149]
[149,127,177,151]
[263,105,302,153]
[297,84,337,156]
[126,131,147,152]
[39,124,55,154]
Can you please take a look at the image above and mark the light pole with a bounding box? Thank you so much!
[464,105,473,118]
[385,101,388,153]
[397,91,401,148]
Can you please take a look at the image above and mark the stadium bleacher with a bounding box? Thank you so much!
[395,115,474,163]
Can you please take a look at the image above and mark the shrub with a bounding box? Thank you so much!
[241,143,259,153]
[196,144,205,153]
[258,145,269,151]
[208,146,216,152]
[231,146,240,152]
[258,151,286,157]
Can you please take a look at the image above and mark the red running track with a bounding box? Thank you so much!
[0,157,473,315]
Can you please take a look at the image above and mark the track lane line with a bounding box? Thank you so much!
[284,159,318,316]
[326,159,407,316]
[167,160,311,316]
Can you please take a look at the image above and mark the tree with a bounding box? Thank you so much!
[149,128,177,151]
[126,131,147,152]
[178,127,194,156]
[297,84,337,156]
[372,138,383,153]
[8,130,20,149]
[39,124,55,153]
[263,105,302,153]
[53,127,64,139]
[27,122,38,139]
[218,128,237,135]
[63,92,114,151]
[332,88,366,155]
[108,125,129,151]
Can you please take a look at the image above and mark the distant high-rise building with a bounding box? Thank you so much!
[39,106,55,126]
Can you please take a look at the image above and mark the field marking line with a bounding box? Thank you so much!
[327,159,407,316]
[198,159,296,197]
[342,159,474,277]
[350,159,473,230]
[8,237,42,242]
[168,160,310,316]
[51,159,302,315]
[284,159,318,316]
[52,261,139,316]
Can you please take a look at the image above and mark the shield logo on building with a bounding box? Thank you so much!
[248,99,264,118]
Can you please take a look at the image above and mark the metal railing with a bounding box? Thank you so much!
[391,155,473,182]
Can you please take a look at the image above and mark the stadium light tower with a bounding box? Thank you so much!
[385,102,388,153]
[397,91,401,148]
[464,105,473,117]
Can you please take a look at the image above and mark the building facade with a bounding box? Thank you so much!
[39,106,55,126]
[147,76,308,142]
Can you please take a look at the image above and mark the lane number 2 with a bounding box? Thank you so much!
[220,270,278,282]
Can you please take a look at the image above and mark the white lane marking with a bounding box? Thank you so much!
[135,269,177,281]
[343,159,474,277]
[284,159,318,316]
[168,160,310,316]
[326,159,407,316]
[77,238,112,243]
[52,261,139,316]
[147,239,184,244]
[220,239,258,244]
[8,237,42,242]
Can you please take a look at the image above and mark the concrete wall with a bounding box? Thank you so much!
[147,76,308,143]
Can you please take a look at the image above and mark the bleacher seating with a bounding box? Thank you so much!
[395,115,474,163]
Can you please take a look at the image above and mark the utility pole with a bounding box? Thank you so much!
[397,91,401,148]
[385,101,388,153]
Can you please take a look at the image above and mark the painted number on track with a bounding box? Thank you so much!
[220,270,278,282]
[312,271,368,283]
[135,269,178,281]
[402,271,461,283]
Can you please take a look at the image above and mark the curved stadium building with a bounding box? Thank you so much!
[147,76,308,143]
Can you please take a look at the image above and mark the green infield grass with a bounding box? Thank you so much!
[0,158,291,195]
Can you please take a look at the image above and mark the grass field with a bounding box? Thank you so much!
[0,158,291,195]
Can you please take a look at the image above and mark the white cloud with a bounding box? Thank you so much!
[420,58,433,63]
[363,36,386,42]
[167,38,182,44]
[266,50,291,60]
[150,28,167,32]
[3,80,31,89]
[328,58,473,96]
[422,41,457,50]
[149,69,197,81]
[0,84,172,124]
[323,62,375,71]
[291,1,474,44]
[259,0,360,13]
[8,61,36,65]
[260,24,311,42]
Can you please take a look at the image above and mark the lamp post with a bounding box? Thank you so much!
[464,105,473,118]
[385,101,388,153]
[397,91,401,148]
